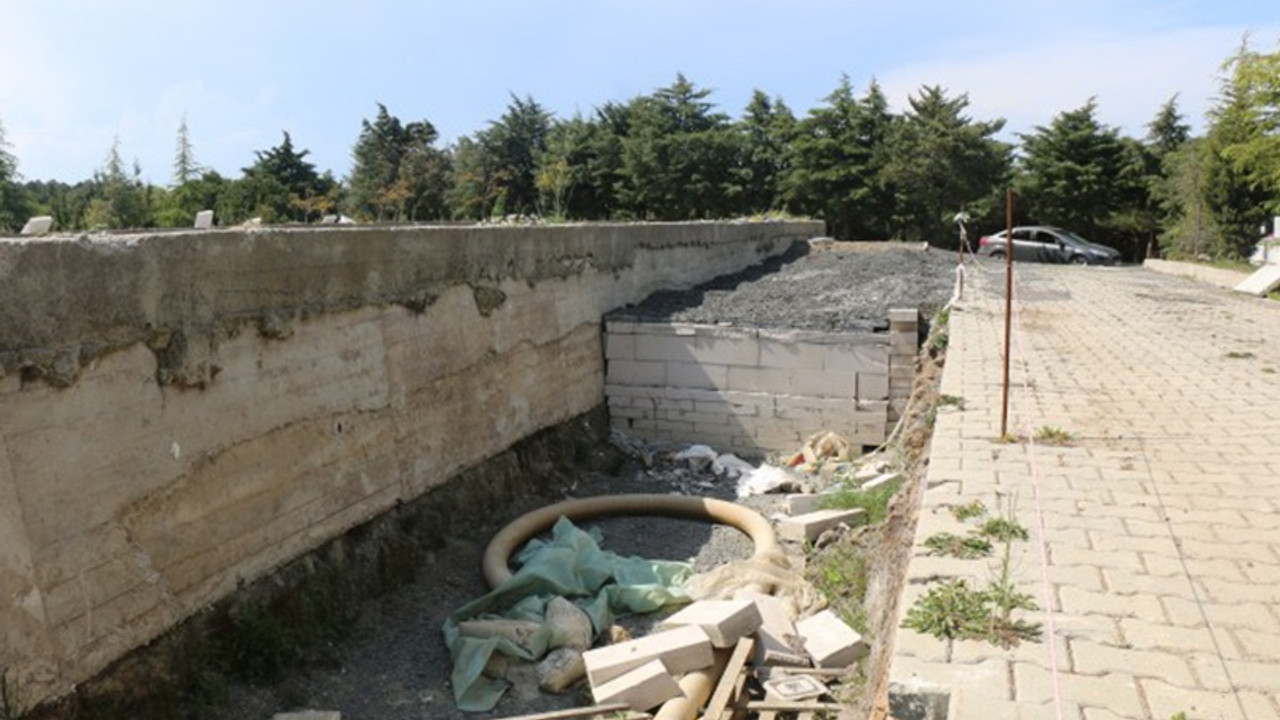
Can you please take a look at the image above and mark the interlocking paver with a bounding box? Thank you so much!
[889,264,1280,719]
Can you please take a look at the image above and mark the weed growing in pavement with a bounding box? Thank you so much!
[938,394,966,410]
[904,498,1041,648]
[1224,350,1257,359]
[979,516,1029,543]
[1264,367,1277,374]
[1032,425,1074,446]
[820,477,903,526]
[922,532,993,559]
[993,433,1019,444]
[951,499,987,521]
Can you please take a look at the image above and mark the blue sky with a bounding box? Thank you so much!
[1,0,1277,184]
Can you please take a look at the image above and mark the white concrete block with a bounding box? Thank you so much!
[861,472,900,491]
[796,609,869,668]
[590,658,683,710]
[193,209,214,229]
[786,493,824,515]
[666,361,726,390]
[608,359,665,386]
[658,599,762,648]
[777,508,866,543]
[737,591,808,667]
[583,625,714,687]
[19,216,53,236]
[1235,264,1280,296]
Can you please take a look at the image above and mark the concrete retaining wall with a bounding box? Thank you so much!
[1142,258,1251,290]
[604,308,919,454]
[0,220,822,707]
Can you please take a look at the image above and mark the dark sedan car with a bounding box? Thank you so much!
[977,226,1121,265]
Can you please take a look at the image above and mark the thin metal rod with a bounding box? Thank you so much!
[1001,188,1013,438]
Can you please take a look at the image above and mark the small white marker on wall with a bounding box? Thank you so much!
[170,441,181,461]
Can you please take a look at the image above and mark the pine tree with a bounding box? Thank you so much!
[172,115,200,186]
[0,116,32,232]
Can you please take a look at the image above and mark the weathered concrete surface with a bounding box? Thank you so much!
[1142,258,1251,291]
[891,264,1280,719]
[0,220,821,708]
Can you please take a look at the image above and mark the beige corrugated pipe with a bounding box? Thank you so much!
[482,494,785,720]
[482,493,783,588]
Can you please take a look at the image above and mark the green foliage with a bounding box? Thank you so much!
[881,86,1011,245]
[978,516,1030,542]
[0,117,31,233]
[950,499,987,521]
[1032,425,1074,446]
[347,103,450,222]
[783,75,896,239]
[807,541,870,633]
[902,579,993,640]
[819,476,902,525]
[922,532,993,559]
[0,666,22,720]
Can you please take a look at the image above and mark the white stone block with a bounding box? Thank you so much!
[737,591,808,667]
[796,609,869,668]
[658,599,762,648]
[194,210,214,229]
[777,508,866,543]
[20,216,53,236]
[583,625,713,687]
[861,472,900,491]
[590,658,683,710]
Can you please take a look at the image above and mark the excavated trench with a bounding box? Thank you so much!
[26,242,956,720]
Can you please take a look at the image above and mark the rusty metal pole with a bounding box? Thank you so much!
[1001,188,1013,438]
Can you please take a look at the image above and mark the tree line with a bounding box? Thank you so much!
[0,42,1277,261]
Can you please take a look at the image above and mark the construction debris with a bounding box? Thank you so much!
[658,599,763,648]
[777,508,866,543]
[795,610,869,668]
[583,625,714,686]
[590,658,683,710]
[537,647,587,693]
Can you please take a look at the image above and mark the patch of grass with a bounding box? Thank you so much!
[1033,425,1074,446]
[902,579,992,640]
[820,477,903,525]
[951,499,987,521]
[979,516,1029,542]
[1264,367,1277,374]
[1224,350,1256,359]
[938,394,966,410]
[993,433,1020,444]
[807,542,870,634]
[923,532,993,559]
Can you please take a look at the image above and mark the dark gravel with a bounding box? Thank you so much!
[610,241,958,331]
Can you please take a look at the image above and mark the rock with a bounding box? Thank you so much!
[674,444,718,471]
[608,625,632,644]
[483,652,512,679]
[457,619,543,650]
[546,596,593,650]
[537,647,586,693]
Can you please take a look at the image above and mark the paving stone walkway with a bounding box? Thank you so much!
[890,262,1280,720]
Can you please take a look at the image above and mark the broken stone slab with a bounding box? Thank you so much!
[590,658,683,711]
[795,610,869,668]
[272,712,340,720]
[777,508,867,543]
[546,596,593,650]
[853,459,890,480]
[1234,264,1280,297]
[537,647,586,693]
[20,215,53,236]
[737,591,807,667]
[861,472,900,491]
[786,492,838,515]
[193,209,213,229]
[658,599,762,648]
[583,625,713,686]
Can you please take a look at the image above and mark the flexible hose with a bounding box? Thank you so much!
[482,493,783,588]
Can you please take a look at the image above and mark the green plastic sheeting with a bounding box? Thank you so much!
[443,517,693,712]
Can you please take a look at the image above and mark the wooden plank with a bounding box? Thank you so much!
[744,700,845,712]
[492,703,634,720]
[700,636,755,720]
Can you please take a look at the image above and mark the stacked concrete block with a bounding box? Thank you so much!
[886,308,920,431]
[739,591,808,667]
[796,610,870,668]
[658,599,763,648]
[604,318,915,454]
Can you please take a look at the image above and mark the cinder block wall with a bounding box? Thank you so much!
[605,309,919,456]
[0,220,821,707]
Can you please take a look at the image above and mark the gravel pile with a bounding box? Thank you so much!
[611,241,958,331]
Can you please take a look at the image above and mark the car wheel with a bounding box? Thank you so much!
[1071,255,1089,265]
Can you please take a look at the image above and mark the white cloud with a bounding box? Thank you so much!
[880,24,1279,138]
